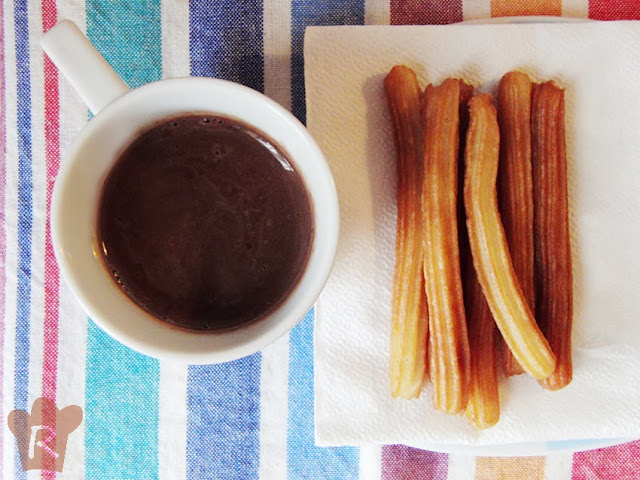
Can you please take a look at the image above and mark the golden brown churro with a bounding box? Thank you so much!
[497,72,534,377]
[458,83,500,427]
[422,79,471,413]
[464,93,556,381]
[532,81,573,390]
[461,84,500,428]
[384,66,429,398]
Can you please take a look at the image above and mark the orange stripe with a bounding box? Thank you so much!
[491,0,561,17]
[476,457,546,480]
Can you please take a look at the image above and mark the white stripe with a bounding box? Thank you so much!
[263,0,292,111]
[258,334,290,479]
[158,362,188,480]
[27,9,46,478]
[3,0,19,475]
[158,5,190,480]
[359,445,382,480]
[53,7,89,480]
[562,0,589,18]
[365,0,390,25]
[447,453,477,480]
[161,0,190,79]
[544,452,575,480]
[462,0,491,21]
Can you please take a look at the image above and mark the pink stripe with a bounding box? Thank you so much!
[42,1,60,478]
[382,445,449,480]
[0,0,6,469]
[572,440,640,480]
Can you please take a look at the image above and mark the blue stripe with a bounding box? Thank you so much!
[291,0,365,123]
[186,357,261,480]
[85,2,161,478]
[186,4,263,478]
[287,310,359,479]
[13,0,32,478]
[189,0,264,92]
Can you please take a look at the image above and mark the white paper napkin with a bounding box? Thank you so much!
[307,21,640,448]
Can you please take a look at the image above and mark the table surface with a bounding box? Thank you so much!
[2,1,639,479]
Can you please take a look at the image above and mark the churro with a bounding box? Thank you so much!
[464,93,556,381]
[462,84,499,428]
[532,81,573,390]
[422,78,471,413]
[497,72,535,376]
[385,66,429,398]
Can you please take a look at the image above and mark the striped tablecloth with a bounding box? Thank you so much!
[1,1,639,479]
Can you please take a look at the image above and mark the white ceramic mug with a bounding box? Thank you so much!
[41,20,339,364]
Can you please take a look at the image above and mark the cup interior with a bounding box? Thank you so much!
[52,77,339,363]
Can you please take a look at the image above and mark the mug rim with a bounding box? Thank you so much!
[52,77,339,363]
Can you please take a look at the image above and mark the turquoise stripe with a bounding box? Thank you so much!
[287,310,359,479]
[85,2,161,478]
[85,322,159,479]
[86,0,162,89]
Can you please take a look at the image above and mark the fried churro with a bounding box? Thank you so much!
[458,83,500,427]
[385,65,429,398]
[464,93,556,381]
[532,81,573,390]
[422,78,471,414]
[497,71,535,377]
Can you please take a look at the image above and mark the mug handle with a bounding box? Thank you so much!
[41,20,130,115]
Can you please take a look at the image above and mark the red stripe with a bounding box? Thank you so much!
[42,1,60,478]
[589,0,640,19]
[572,440,640,480]
[391,0,462,25]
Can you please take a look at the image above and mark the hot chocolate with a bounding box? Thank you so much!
[97,114,314,331]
